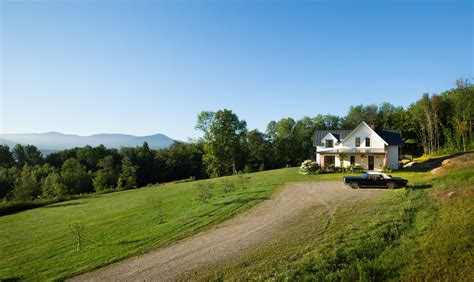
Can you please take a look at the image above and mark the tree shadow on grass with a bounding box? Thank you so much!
[407,183,433,190]
[115,239,143,246]
[359,187,398,190]
[43,202,87,208]
[1,278,21,282]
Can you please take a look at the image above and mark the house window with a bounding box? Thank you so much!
[350,156,355,166]
[325,140,334,148]
[355,137,360,147]
[324,156,335,167]
[365,138,370,147]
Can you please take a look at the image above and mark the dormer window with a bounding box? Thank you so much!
[355,137,360,147]
[365,138,370,147]
[326,140,334,148]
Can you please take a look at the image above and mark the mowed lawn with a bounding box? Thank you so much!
[0,168,362,281]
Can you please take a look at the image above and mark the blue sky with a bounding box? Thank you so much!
[1,0,472,140]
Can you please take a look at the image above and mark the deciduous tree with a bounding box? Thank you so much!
[196,109,247,177]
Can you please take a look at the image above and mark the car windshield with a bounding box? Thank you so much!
[381,173,391,179]
[361,173,369,179]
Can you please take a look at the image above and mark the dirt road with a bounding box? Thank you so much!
[71,182,382,282]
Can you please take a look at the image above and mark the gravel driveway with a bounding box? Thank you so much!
[71,181,382,282]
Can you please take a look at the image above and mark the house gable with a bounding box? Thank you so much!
[341,122,388,148]
[320,133,338,148]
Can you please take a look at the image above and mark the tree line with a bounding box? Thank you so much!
[0,80,472,208]
[0,142,207,205]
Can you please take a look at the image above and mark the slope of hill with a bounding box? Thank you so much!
[0,169,343,280]
[0,155,472,281]
[0,132,175,151]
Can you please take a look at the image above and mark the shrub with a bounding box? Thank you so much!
[243,165,253,173]
[195,182,213,203]
[236,172,251,189]
[221,179,236,193]
[381,165,392,173]
[299,160,321,175]
[347,165,364,173]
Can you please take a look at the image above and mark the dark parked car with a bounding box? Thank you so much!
[343,172,408,189]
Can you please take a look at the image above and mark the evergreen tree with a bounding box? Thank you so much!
[0,167,19,199]
[0,145,14,168]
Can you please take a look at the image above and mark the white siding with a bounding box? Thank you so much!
[340,155,362,168]
[341,124,386,149]
[386,145,399,170]
[373,155,384,171]
[320,133,338,148]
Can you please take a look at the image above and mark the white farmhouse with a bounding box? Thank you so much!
[313,122,402,171]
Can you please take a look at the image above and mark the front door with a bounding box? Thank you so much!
[368,156,374,170]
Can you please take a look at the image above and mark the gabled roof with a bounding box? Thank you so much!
[340,122,388,146]
[313,122,402,146]
[331,133,340,140]
[375,129,402,145]
[321,132,339,141]
[313,130,352,145]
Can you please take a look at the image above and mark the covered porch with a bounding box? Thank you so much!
[317,148,387,171]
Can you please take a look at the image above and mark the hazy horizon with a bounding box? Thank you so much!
[0,131,176,138]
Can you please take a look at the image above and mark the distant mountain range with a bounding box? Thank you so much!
[0,132,176,153]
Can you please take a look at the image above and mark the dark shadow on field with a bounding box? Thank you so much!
[43,202,87,208]
[357,187,399,190]
[355,183,432,190]
[215,196,269,206]
[1,278,22,282]
[407,183,433,190]
[116,239,142,245]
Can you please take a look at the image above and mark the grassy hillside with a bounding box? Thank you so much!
[0,168,349,281]
[1,159,470,281]
[195,155,474,281]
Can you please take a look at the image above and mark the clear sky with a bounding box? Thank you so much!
[1,0,472,140]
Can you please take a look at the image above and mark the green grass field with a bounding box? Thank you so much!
[0,161,471,281]
[0,168,350,281]
[195,161,474,281]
